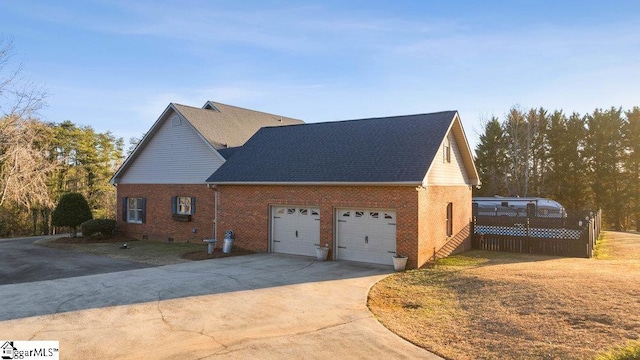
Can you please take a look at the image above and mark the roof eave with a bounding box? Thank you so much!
[452,112,481,186]
[173,106,227,163]
[110,103,179,184]
[204,181,423,186]
[110,103,226,184]
[422,111,481,186]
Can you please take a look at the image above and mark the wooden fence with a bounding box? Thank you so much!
[471,210,601,258]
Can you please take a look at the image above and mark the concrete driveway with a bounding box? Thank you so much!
[0,236,152,285]
[0,253,441,359]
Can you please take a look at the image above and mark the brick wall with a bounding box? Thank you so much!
[116,184,217,243]
[116,183,472,269]
[417,185,472,267]
[215,185,419,263]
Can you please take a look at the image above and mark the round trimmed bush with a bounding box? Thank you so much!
[51,192,93,236]
[81,219,116,237]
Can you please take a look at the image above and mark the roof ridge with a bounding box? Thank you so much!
[260,110,458,130]
[336,110,458,123]
[209,101,302,121]
[172,103,206,111]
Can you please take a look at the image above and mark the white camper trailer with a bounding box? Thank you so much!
[472,197,566,218]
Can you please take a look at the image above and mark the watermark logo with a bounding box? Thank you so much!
[0,341,58,360]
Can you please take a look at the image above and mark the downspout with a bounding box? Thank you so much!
[113,183,118,236]
[207,183,219,240]
[214,186,219,240]
[113,182,118,210]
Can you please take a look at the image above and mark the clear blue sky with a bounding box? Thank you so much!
[2,0,639,150]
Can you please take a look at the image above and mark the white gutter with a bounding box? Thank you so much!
[204,181,422,186]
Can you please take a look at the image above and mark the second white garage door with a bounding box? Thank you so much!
[336,209,397,265]
[271,206,320,257]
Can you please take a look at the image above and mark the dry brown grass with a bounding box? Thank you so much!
[39,236,252,265]
[368,231,640,360]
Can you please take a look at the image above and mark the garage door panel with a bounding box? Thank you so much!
[368,236,383,248]
[336,208,396,265]
[272,206,320,256]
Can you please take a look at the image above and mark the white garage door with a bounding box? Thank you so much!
[271,206,320,256]
[336,209,397,265]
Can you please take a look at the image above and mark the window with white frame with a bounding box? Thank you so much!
[177,197,191,215]
[127,197,145,223]
[172,196,195,215]
[443,136,451,163]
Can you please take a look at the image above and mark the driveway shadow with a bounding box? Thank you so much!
[0,253,393,321]
[0,237,153,286]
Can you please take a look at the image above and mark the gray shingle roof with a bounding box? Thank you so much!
[173,102,304,150]
[111,101,303,184]
[216,146,242,160]
[206,111,458,184]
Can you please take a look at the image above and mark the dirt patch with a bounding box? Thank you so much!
[368,231,640,360]
[39,236,253,266]
[47,235,128,244]
[181,247,254,260]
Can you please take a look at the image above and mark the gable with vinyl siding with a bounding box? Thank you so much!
[111,101,304,185]
[119,112,225,184]
[424,131,470,186]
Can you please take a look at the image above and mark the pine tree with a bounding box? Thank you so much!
[503,107,528,196]
[585,107,626,230]
[474,117,508,196]
[624,107,640,230]
[527,107,549,196]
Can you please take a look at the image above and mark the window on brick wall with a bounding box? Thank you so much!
[172,196,196,215]
[446,202,453,236]
[123,197,146,224]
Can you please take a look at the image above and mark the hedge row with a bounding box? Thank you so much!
[80,219,116,237]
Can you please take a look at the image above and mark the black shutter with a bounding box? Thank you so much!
[141,198,147,223]
[171,196,177,214]
[122,197,128,222]
[446,203,453,236]
[191,197,196,215]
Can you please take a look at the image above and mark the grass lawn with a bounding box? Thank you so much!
[38,236,252,265]
[368,231,640,360]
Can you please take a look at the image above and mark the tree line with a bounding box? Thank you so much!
[0,117,125,236]
[0,37,126,237]
[474,106,640,231]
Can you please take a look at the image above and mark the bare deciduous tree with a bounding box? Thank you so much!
[0,37,125,237]
[0,116,55,209]
[0,37,47,119]
[0,36,52,233]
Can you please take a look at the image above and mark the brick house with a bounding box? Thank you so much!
[110,101,303,242]
[206,111,480,269]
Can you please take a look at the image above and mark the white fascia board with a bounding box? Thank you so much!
[422,112,457,187]
[178,113,226,163]
[202,101,220,111]
[421,112,480,187]
[110,103,176,184]
[451,112,481,185]
[110,103,228,184]
[204,181,421,186]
